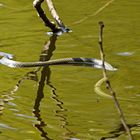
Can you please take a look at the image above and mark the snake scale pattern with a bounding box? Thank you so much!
[0,52,117,71]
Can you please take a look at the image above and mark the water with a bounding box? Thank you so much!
[0,0,140,139]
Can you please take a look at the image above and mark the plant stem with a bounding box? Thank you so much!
[98,21,133,140]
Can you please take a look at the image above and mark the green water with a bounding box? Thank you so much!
[0,0,140,139]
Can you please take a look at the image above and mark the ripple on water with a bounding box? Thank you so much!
[124,85,135,89]
[70,138,81,140]
[0,3,4,7]
[7,101,17,107]
[116,51,135,56]
[15,113,35,119]
[0,123,17,130]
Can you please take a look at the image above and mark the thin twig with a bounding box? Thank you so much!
[98,21,133,140]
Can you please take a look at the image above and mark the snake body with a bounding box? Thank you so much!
[0,52,117,71]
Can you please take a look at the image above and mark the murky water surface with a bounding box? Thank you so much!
[0,0,140,139]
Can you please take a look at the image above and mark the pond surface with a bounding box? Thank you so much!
[0,0,140,140]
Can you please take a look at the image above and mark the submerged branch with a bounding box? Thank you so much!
[98,21,133,140]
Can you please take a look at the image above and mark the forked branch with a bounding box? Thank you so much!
[33,0,57,32]
[33,0,71,35]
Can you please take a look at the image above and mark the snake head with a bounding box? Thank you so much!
[47,26,72,36]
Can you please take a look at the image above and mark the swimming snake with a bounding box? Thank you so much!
[0,52,117,71]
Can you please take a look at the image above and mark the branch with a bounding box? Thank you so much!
[45,0,64,28]
[33,0,71,35]
[33,0,57,32]
[98,21,133,140]
[45,0,71,33]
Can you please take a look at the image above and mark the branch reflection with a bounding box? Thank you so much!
[33,34,75,139]
[50,88,75,139]
[101,123,140,140]
[33,34,57,140]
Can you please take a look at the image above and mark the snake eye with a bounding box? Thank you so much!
[65,28,70,32]
[63,27,72,33]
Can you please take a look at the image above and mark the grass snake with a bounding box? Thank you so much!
[0,52,117,71]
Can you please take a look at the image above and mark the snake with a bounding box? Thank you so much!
[0,52,117,71]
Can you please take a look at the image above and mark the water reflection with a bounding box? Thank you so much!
[32,34,57,140]
[50,84,75,139]
[32,34,74,139]
[1,34,40,41]
[0,2,32,12]
[116,52,135,56]
[0,30,75,139]
[0,66,38,115]
[0,34,57,139]
[33,67,53,140]
[101,123,140,140]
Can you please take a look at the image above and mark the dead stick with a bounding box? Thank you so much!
[45,0,65,28]
[45,0,71,33]
[33,0,57,31]
[98,21,133,140]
